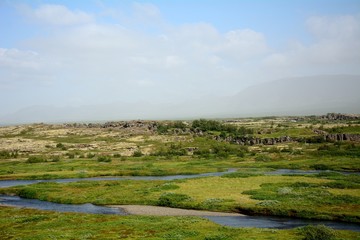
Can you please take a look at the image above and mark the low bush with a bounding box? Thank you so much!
[323,181,359,189]
[97,155,112,162]
[51,156,60,162]
[310,164,331,170]
[56,143,67,150]
[133,150,143,157]
[222,172,262,178]
[66,153,75,159]
[299,225,336,240]
[158,192,192,208]
[18,188,38,199]
[26,156,46,163]
[0,150,18,159]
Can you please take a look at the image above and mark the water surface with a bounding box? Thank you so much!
[0,169,237,188]
[205,215,360,231]
[1,195,359,231]
[1,169,358,189]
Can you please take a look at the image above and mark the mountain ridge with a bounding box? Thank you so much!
[1,74,359,124]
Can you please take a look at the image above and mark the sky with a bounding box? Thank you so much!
[0,0,360,117]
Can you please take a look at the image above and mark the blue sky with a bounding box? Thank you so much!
[0,0,360,116]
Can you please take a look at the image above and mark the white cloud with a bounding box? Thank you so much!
[307,15,360,40]
[19,4,93,26]
[3,4,360,112]
[263,14,360,77]
[0,48,39,70]
[217,29,269,62]
[165,55,185,68]
[132,2,161,20]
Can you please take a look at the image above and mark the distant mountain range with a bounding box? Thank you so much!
[1,75,360,124]
[226,74,360,116]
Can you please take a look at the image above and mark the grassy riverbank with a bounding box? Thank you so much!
[1,206,358,240]
[1,115,359,238]
[1,173,359,222]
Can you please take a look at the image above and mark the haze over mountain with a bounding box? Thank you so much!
[1,75,359,124]
[1,1,360,124]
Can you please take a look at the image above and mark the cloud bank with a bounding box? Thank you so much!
[1,3,360,116]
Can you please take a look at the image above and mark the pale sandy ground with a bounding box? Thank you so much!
[108,205,244,216]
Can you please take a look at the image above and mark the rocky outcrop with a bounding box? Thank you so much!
[324,133,360,142]
[214,135,293,146]
[321,113,360,121]
[213,133,360,146]
[63,121,158,131]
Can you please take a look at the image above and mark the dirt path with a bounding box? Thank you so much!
[108,205,244,216]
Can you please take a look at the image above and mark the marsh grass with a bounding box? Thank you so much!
[5,206,354,240]
[3,174,359,222]
[242,180,360,222]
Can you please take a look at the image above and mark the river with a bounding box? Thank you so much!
[0,195,359,231]
[1,169,359,231]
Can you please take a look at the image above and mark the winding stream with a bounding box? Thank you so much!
[1,169,358,189]
[0,169,237,188]
[1,195,359,231]
[0,169,359,231]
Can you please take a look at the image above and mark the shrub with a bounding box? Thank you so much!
[97,155,112,162]
[299,225,336,240]
[133,150,143,157]
[26,156,46,163]
[157,123,169,134]
[0,150,18,159]
[311,164,330,170]
[18,188,38,199]
[323,181,359,189]
[158,192,192,207]
[237,151,245,158]
[66,153,75,159]
[56,143,67,150]
[222,172,261,178]
[51,156,60,162]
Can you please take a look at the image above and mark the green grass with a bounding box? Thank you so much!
[1,207,359,240]
[326,125,360,134]
[254,127,317,138]
[2,174,359,222]
[242,181,360,222]
[1,117,360,238]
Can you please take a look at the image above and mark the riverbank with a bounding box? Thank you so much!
[109,205,244,216]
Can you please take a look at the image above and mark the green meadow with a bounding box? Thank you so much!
[0,115,359,239]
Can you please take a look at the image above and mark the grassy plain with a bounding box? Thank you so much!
[0,115,360,238]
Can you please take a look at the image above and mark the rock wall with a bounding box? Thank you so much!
[324,133,360,142]
[321,113,360,121]
[214,135,293,146]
